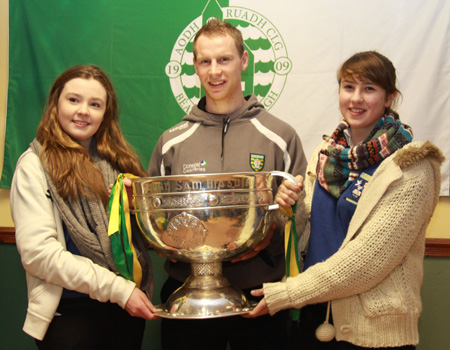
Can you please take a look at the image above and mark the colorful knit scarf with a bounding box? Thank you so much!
[317,115,413,198]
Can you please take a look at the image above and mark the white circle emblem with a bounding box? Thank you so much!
[165,7,292,114]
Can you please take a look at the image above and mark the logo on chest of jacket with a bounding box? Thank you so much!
[347,172,372,205]
[183,160,207,174]
[250,154,265,172]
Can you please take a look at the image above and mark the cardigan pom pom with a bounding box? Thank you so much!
[316,322,336,342]
[316,302,336,342]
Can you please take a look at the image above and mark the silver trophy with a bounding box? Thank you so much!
[132,171,294,319]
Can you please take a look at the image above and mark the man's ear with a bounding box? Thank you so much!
[241,51,249,71]
[193,56,199,75]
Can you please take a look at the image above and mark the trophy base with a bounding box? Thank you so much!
[155,263,257,319]
[155,302,256,319]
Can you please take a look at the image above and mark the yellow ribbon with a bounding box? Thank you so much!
[280,203,301,320]
[280,203,301,277]
[108,173,142,287]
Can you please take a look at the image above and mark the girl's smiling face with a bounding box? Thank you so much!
[339,78,395,144]
[57,78,107,148]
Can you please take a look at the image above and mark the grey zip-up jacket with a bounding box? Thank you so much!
[148,94,307,289]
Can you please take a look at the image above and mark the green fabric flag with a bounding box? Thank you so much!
[1,0,230,187]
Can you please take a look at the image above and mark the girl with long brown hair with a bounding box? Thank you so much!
[11,65,158,349]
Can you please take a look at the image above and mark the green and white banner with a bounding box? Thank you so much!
[2,0,449,195]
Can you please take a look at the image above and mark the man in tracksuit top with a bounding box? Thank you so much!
[148,19,307,350]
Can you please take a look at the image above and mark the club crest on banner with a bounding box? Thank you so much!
[165,1,292,114]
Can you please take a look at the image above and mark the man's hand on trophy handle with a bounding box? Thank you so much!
[162,253,178,263]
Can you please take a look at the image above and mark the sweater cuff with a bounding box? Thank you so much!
[263,281,292,315]
[111,279,136,309]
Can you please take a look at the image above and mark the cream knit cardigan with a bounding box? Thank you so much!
[264,141,444,347]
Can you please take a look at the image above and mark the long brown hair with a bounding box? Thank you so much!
[36,65,146,204]
[337,51,402,119]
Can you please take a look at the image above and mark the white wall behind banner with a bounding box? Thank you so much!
[229,0,450,195]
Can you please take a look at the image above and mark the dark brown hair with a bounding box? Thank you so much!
[337,51,402,119]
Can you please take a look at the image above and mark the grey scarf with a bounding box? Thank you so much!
[31,139,153,296]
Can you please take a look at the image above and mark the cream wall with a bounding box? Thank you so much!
[0,0,13,227]
[0,0,448,236]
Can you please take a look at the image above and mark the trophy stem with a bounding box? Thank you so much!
[191,261,221,276]
[157,261,255,319]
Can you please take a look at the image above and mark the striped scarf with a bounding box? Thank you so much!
[317,115,413,198]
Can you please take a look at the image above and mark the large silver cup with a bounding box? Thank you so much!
[132,171,294,319]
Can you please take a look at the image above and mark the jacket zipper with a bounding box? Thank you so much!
[221,117,231,161]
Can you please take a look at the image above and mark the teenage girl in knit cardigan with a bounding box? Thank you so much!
[11,65,158,349]
[247,51,444,349]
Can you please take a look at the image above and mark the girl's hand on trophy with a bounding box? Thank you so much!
[275,175,303,208]
[123,178,134,210]
[125,288,160,320]
[243,289,269,318]
[230,223,275,262]
[108,178,134,210]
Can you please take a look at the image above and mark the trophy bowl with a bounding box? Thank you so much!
[132,171,294,319]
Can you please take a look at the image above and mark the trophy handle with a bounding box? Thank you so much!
[268,171,298,211]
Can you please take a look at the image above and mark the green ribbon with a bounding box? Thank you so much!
[108,173,142,287]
